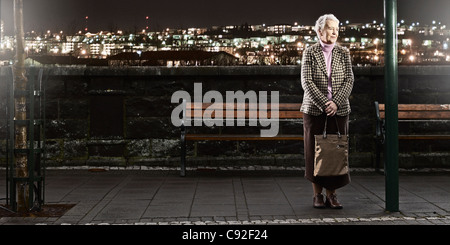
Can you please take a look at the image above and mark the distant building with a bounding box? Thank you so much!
[108,50,238,67]
[266,24,292,34]
[28,55,107,66]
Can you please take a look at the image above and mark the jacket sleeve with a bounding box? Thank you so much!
[332,48,354,109]
[301,48,329,111]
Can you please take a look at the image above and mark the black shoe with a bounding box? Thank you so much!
[325,193,343,209]
[313,193,326,209]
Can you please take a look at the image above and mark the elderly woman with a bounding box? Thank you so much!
[300,14,354,209]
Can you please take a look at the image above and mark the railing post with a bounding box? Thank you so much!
[384,0,399,212]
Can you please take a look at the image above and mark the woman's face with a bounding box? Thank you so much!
[320,20,339,44]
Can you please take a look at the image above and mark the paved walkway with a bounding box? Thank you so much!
[1,167,449,226]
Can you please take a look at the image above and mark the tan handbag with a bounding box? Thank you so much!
[314,117,349,177]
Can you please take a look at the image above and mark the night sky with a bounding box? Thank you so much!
[0,0,449,34]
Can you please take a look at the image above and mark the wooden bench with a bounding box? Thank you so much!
[374,101,450,170]
[180,102,303,176]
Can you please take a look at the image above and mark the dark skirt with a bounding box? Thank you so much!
[303,113,351,190]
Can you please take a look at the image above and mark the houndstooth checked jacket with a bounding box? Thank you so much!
[300,43,354,116]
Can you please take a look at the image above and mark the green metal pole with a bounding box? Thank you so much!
[384,0,399,212]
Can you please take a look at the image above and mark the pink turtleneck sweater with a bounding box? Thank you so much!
[319,39,335,100]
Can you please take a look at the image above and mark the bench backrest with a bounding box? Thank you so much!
[185,102,303,119]
[378,103,450,119]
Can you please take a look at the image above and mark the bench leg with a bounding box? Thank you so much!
[180,128,186,177]
[375,139,382,173]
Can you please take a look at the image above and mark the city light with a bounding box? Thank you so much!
[0,19,449,66]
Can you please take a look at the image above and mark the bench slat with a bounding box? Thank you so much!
[379,104,450,111]
[379,111,450,119]
[187,110,303,119]
[186,103,302,111]
[399,135,450,140]
[378,104,450,119]
[186,134,304,141]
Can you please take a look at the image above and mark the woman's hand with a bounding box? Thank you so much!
[325,101,338,116]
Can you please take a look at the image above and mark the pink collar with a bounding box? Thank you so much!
[319,39,335,53]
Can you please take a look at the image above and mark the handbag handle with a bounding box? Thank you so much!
[323,117,341,138]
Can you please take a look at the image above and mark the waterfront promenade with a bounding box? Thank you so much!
[1,167,449,226]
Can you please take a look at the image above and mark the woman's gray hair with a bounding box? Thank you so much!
[314,14,340,38]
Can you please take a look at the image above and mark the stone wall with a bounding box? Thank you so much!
[1,65,449,169]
